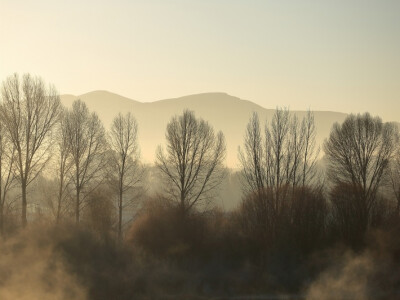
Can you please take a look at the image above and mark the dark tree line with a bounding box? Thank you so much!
[237,109,399,259]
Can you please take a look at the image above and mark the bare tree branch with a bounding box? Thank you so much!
[156,110,226,215]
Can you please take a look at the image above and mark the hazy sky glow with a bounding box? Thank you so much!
[1,0,399,121]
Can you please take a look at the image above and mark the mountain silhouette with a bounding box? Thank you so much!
[61,91,348,167]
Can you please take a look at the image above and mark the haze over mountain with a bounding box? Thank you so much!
[61,91,348,168]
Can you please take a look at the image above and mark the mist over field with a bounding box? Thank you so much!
[0,76,399,300]
[2,0,400,299]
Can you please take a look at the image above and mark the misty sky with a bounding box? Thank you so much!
[1,0,399,121]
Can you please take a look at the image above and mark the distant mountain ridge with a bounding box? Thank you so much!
[61,91,349,167]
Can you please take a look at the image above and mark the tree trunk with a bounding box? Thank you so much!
[118,189,123,241]
[56,198,61,224]
[0,204,4,237]
[396,188,400,218]
[76,188,80,223]
[0,183,3,236]
[56,175,63,224]
[397,199,400,218]
[21,181,27,227]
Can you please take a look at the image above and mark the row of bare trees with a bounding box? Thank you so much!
[0,73,226,240]
[0,74,144,240]
[1,73,399,251]
[239,109,319,194]
[238,109,321,251]
[238,108,400,253]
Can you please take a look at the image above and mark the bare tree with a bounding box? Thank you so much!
[156,110,226,215]
[0,118,17,235]
[53,108,73,223]
[65,100,107,223]
[239,108,319,195]
[0,73,61,227]
[108,112,144,240]
[268,108,291,195]
[238,112,266,196]
[301,110,319,187]
[238,108,320,246]
[324,113,398,234]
